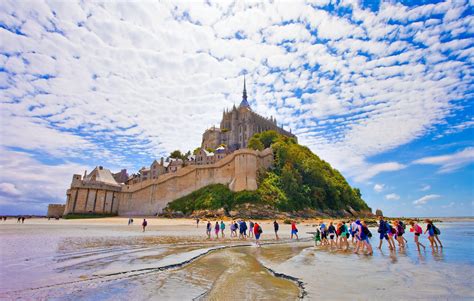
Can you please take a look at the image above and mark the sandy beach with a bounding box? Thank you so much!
[1,217,473,300]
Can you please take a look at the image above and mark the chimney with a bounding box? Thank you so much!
[160,157,164,166]
[83,170,87,178]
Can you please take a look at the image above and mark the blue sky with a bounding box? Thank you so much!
[0,0,473,217]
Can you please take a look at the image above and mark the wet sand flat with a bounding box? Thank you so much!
[1,218,473,300]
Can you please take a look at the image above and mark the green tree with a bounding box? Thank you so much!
[170,150,183,159]
[248,136,264,151]
[259,130,279,148]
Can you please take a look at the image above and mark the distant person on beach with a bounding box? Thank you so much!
[234,221,239,237]
[142,219,147,232]
[214,221,220,239]
[249,221,254,238]
[239,220,248,239]
[377,216,394,250]
[128,218,132,225]
[291,221,299,240]
[196,218,200,228]
[328,222,336,247]
[21,217,25,223]
[424,219,443,250]
[387,223,397,250]
[220,221,226,237]
[320,222,328,245]
[338,221,349,250]
[254,222,262,247]
[206,221,211,239]
[17,217,21,223]
[273,220,279,240]
[427,219,443,248]
[314,228,321,246]
[409,221,426,251]
[350,220,358,244]
[394,220,405,249]
[354,220,373,255]
[230,221,236,237]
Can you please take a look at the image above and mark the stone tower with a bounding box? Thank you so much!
[201,77,297,151]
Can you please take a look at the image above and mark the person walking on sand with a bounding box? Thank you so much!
[17,216,21,223]
[399,220,409,246]
[273,220,279,240]
[394,220,405,249]
[254,222,262,247]
[21,216,25,223]
[328,222,336,248]
[350,220,358,244]
[314,227,321,246]
[426,219,443,248]
[214,221,220,239]
[206,221,212,239]
[220,220,226,238]
[239,220,245,239]
[377,216,394,250]
[354,220,373,255]
[249,221,254,238]
[339,221,349,250]
[196,218,200,228]
[424,219,439,251]
[142,219,148,232]
[291,221,299,240]
[230,221,236,237]
[409,221,426,251]
[320,221,328,246]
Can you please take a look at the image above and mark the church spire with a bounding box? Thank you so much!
[243,75,247,102]
[239,75,251,109]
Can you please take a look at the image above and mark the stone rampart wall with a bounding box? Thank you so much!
[118,148,272,216]
[64,148,273,216]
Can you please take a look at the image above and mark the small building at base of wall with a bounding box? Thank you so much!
[47,204,66,217]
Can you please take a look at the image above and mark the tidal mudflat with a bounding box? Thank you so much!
[1,218,473,300]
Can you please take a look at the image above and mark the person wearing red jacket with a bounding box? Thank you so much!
[254,222,262,247]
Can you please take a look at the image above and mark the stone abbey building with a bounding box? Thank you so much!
[201,78,297,150]
[59,79,297,216]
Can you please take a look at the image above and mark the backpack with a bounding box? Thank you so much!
[258,225,263,234]
[399,221,406,230]
[433,225,441,235]
[415,224,422,234]
[398,224,405,235]
[363,226,372,238]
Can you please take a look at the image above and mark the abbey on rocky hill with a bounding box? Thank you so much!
[55,78,294,217]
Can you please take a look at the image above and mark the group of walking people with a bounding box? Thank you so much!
[201,216,444,253]
[312,216,443,255]
[206,219,264,245]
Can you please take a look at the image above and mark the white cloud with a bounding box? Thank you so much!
[413,194,441,205]
[0,183,22,196]
[373,183,385,193]
[0,147,88,213]
[441,202,455,209]
[0,0,472,214]
[385,193,400,201]
[413,147,474,173]
[353,162,407,182]
[420,184,431,191]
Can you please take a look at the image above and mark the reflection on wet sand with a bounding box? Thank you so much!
[1,220,473,300]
